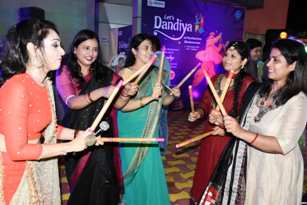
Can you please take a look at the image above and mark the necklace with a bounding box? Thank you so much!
[254,94,277,122]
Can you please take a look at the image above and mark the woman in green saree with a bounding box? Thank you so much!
[117,33,180,205]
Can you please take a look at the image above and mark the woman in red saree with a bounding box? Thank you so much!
[189,41,254,204]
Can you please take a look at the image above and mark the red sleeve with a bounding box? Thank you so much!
[0,80,42,161]
[56,65,77,105]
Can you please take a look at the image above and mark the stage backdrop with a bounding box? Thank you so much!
[142,0,245,106]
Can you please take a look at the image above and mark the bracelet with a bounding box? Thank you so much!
[87,92,94,103]
[250,133,259,144]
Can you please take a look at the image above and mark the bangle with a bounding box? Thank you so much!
[250,133,259,144]
[87,92,94,103]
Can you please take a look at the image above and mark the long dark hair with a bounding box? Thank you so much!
[259,39,307,106]
[125,33,152,67]
[62,29,112,86]
[0,18,58,86]
[225,41,249,117]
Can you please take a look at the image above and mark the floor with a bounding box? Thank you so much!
[164,110,203,204]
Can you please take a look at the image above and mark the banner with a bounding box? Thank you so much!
[142,0,245,104]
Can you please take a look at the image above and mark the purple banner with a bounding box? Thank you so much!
[142,0,245,104]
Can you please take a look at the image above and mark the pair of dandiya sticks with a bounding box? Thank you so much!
[175,69,235,149]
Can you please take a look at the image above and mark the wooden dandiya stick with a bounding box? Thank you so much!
[156,47,165,85]
[203,69,227,116]
[96,137,164,144]
[188,85,195,113]
[175,131,215,149]
[175,62,201,88]
[219,71,235,103]
[90,80,123,130]
[161,82,175,95]
[134,55,157,84]
[122,55,157,86]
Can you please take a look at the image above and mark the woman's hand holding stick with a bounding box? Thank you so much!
[176,68,229,149]
[90,80,123,130]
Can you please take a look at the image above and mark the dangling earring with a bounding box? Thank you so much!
[241,59,247,69]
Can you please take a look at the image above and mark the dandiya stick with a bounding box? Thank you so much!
[90,80,123,130]
[156,48,165,85]
[219,71,235,103]
[96,137,164,144]
[176,62,201,88]
[203,69,227,116]
[161,82,175,95]
[175,131,215,149]
[188,85,195,113]
[123,55,157,86]
[134,55,157,84]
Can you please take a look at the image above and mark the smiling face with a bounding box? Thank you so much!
[41,29,65,71]
[132,39,153,65]
[222,47,246,73]
[74,38,99,69]
[266,48,295,86]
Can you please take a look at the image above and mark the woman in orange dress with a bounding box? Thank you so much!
[0,19,92,204]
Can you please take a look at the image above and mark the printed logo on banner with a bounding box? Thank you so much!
[153,15,193,41]
[194,13,205,34]
[147,0,165,8]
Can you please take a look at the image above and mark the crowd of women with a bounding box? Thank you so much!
[0,18,306,205]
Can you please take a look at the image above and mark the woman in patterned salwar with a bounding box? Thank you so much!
[0,19,91,204]
[117,33,180,205]
[222,39,307,205]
